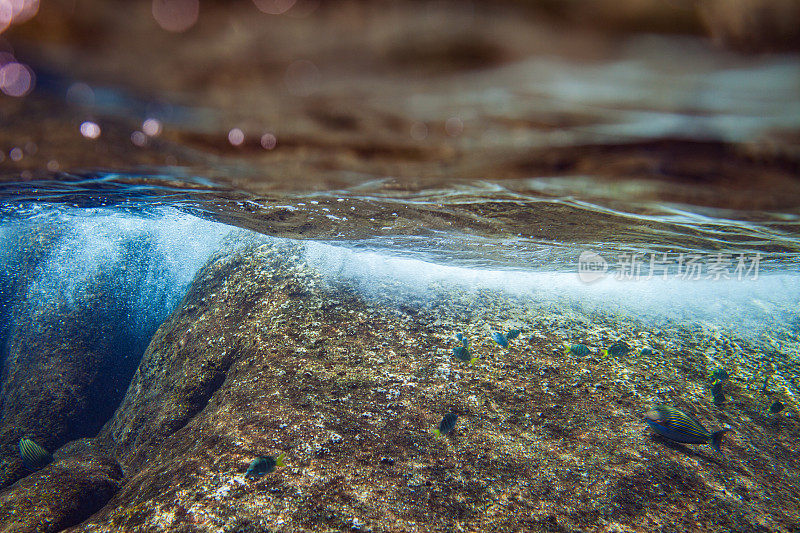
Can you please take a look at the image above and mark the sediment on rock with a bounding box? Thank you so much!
[60,241,800,532]
[0,231,187,490]
[0,438,123,533]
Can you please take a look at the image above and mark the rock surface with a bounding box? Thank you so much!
[0,439,123,533]
[50,240,798,532]
[0,232,180,490]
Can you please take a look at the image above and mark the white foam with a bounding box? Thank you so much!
[5,206,232,318]
[305,242,800,335]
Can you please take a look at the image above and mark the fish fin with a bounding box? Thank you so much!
[433,429,441,438]
[276,452,286,468]
[602,349,609,357]
[469,357,477,366]
[563,345,571,355]
[711,429,730,457]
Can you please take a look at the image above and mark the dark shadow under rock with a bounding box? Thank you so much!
[0,438,123,533]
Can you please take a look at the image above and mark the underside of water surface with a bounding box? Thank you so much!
[0,2,799,533]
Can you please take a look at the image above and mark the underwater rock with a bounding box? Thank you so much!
[0,223,64,370]
[55,241,800,532]
[0,438,122,533]
[0,234,178,489]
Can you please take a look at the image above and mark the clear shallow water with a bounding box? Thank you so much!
[2,171,800,273]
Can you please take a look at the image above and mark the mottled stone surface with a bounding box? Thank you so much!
[0,233,173,490]
[0,438,122,533]
[53,241,799,532]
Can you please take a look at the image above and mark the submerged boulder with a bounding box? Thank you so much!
[72,241,799,532]
[0,438,123,533]
[0,234,178,489]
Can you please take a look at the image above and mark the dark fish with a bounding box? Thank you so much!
[640,348,654,356]
[452,346,476,365]
[710,368,729,381]
[245,453,285,479]
[644,405,729,455]
[18,437,52,470]
[506,329,521,341]
[769,401,785,413]
[433,413,458,437]
[491,331,508,348]
[604,341,630,358]
[712,380,726,405]
[565,344,590,357]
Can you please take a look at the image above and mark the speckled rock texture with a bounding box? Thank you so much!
[51,241,799,532]
[0,233,171,490]
[0,439,122,533]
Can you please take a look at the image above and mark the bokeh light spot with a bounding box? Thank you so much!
[9,146,22,161]
[80,121,101,139]
[260,133,277,150]
[131,131,147,147]
[0,0,39,33]
[0,61,34,97]
[252,0,296,15]
[0,2,12,34]
[46,159,59,172]
[142,118,162,137]
[66,82,95,106]
[228,128,245,146]
[152,0,199,33]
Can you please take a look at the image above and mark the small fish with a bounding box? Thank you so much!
[506,329,521,341]
[491,331,508,348]
[245,453,285,479]
[603,341,630,358]
[711,380,726,405]
[640,348,654,356]
[564,344,590,357]
[643,405,729,456]
[433,413,458,437]
[710,368,729,382]
[455,333,469,348]
[18,437,52,470]
[769,401,785,413]
[452,346,476,366]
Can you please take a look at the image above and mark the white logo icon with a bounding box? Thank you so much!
[578,251,608,283]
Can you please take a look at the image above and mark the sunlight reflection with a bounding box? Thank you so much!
[152,0,198,33]
[79,121,101,139]
[0,61,33,96]
[252,0,296,15]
